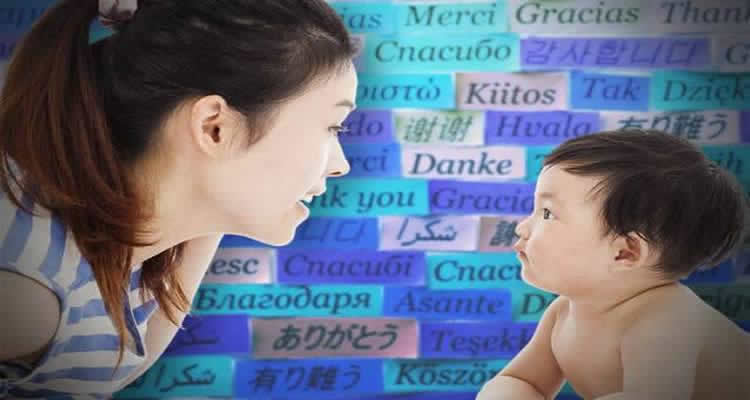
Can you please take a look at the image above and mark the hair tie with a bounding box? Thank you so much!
[99,0,138,28]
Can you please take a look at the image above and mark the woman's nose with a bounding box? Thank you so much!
[326,138,351,177]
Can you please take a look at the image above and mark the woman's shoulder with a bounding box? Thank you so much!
[0,189,84,303]
[0,268,61,365]
[0,190,152,397]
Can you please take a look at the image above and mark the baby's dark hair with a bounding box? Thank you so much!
[543,129,748,279]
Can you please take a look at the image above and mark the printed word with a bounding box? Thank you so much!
[291,217,379,249]
[428,253,524,290]
[398,1,506,33]
[276,249,425,285]
[163,315,250,356]
[308,178,429,217]
[403,146,525,181]
[463,81,555,106]
[384,360,507,391]
[394,110,485,145]
[330,2,396,34]
[660,2,750,25]
[364,34,518,73]
[513,288,558,321]
[485,111,600,146]
[273,323,398,351]
[457,72,567,111]
[380,215,480,252]
[725,40,750,66]
[514,1,640,26]
[253,318,417,358]
[651,71,750,110]
[118,356,233,397]
[522,37,709,69]
[601,110,740,144]
[209,253,260,275]
[571,71,650,111]
[478,216,524,252]
[357,73,455,109]
[202,248,273,284]
[714,35,750,72]
[395,216,461,246]
[383,287,512,320]
[340,109,394,144]
[420,321,536,358]
[192,284,382,317]
[429,180,535,215]
[235,359,382,397]
[343,143,402,177]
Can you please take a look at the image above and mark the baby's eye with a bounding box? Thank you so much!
[542,208,553,219]
[329,125,350,136]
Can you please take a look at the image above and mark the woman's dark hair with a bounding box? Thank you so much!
[0,0,356,370]
[543,129,747,279]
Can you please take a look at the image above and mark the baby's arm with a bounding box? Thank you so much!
[476,296,567,400]
[593,310,701,400]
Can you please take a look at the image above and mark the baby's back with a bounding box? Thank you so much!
[691,298,750,399]
[632,284,750,399]
[555,283,750,399]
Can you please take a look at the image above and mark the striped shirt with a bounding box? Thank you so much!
[0,191,159,399]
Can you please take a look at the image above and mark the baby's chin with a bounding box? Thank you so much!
[521,270,544,290]
[521,266,566,295]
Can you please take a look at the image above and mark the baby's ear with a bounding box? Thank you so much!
[612,232,653,270]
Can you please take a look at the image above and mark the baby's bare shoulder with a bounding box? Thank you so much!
[615,284,750,398]
[623,284,712,336]
[624,283,744,345]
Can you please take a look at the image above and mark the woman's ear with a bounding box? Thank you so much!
[190,95,239,158]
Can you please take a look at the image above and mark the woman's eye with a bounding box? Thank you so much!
[543,208,552,219]
[329,125,350,136]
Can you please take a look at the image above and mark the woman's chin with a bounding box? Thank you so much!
[251,203,310,246]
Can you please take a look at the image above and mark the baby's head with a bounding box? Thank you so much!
[515,129,747,294]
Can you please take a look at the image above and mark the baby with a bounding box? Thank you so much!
[476,130,750,400]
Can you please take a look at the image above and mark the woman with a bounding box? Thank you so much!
[0,0,357,397]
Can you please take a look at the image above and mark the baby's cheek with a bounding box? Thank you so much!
[526,236,550,258]
[538,235,580,259]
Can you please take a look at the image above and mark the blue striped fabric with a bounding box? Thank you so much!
[0,191,159,399]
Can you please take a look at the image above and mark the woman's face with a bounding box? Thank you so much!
[181,62,357,246]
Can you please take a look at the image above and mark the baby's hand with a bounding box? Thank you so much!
[475,297,568,400]
[475,375,546,400]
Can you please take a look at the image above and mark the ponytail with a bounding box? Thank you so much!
[1,0,357,379]
[0,0,188,374]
